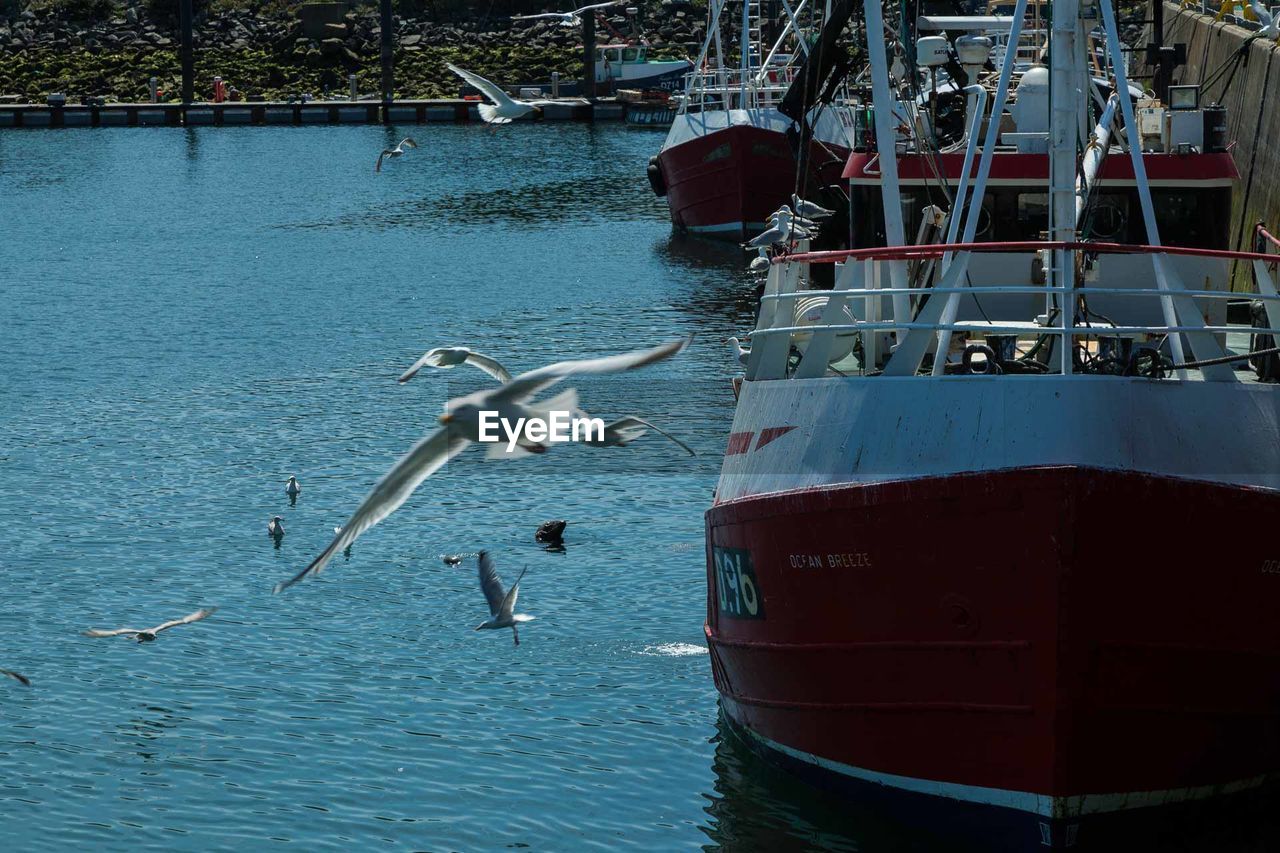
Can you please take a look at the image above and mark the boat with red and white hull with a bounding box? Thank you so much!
[705,0,1280,848]
[648,0,856,239]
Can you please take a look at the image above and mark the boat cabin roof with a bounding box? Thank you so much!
[917,15,1016,31]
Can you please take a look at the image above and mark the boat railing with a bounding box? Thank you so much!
[742,240,1280,382]
[678,66,799,112]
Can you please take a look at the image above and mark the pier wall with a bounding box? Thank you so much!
[1160,1,1280,284]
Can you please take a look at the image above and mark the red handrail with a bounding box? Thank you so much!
[1257,223,1280,252]
[778,240,1280,265]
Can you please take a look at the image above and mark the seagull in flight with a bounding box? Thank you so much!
[84,607,218,642]
[399,347,513,384]
[475,551,534,645]
[1,669,31,687]
[512,1,623,27]
[376,137,418,172]
[447,63,554,124]
[272,337,689,593]
[583,416,695,455]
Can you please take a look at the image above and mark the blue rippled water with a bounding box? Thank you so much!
[0,122,934,852]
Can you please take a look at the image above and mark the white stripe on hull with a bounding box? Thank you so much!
[729,713,1277,819]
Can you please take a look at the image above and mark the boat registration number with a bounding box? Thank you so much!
[712,546,764,619]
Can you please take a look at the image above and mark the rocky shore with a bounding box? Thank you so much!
[0,1,707,102]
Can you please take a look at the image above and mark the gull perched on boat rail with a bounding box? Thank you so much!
[446,63,554,124]
[475,551,534,645]
[398,347,513,384]
[375,137,417,172]
[272,336,689,593]
[512,1,624,27]
[743,206,814,250]
[792,194,835,220]
[84,607,218,642]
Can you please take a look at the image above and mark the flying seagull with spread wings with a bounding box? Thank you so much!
[399,347,514,384]
[376,137,418,172]
[582,416,695,455]
[272,336,689,593]
[512,2,623,27]
[474,551,534,645]
[84,607,218,642]
[446,63,554,124]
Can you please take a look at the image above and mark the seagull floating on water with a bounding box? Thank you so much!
[583,416,695,455]
[475,551,534,645]
[399,347,513,384]
[447,63,554,124]
[272,337,689,593]
[1,669,31,687]
[375,137,418,172]
[268,516,285,538]
[285,476,301,504]
[511,1,623,27]
[84,607,217,642]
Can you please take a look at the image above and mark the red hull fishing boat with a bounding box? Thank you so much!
[705,0,1280,848]
[648,0,856,239]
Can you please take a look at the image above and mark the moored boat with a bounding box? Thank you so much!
[705,0,1280,848]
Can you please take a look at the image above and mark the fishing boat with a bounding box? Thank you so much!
[594,43,692,92]
[647,0,857,239]
[704,0,1280,848]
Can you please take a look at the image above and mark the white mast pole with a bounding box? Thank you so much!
[1048,0,1083,374]
[862,0,909,343]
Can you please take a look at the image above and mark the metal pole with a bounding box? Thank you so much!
[380,0,394,104]
[179,0,193,104]
[583,13,597,98]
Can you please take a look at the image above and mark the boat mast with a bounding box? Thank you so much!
[1047,0,1087,374]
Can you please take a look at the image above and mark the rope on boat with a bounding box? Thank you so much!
[1169,345,1280,370]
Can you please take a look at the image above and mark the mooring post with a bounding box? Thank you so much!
[380,0,394,116]
[179,0,194,105]
[582,13,596,98]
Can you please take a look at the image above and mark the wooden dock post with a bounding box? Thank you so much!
[179,0,194,105]
[582,13,596,98]
[380,0,394,118]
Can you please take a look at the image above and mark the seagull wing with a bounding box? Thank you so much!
[446,63,521,111]
[477,551,507,616]
[487,337,691,407]
[499,567,528,619]
[84,628,141,638]
[744,225,787,248]
[463,351,514,383]
[1,669,31,687]
[576,1,623,12]
[274,425,470,593]
[376,150,392,172]
[401,138,418,149]
[512,12,569,20]
[149,607,218,635]
[398,347,456,383]
[606,416,696,455]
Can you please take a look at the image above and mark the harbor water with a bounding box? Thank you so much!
[0,123,931,851]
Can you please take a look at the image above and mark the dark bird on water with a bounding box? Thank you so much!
[1,669,31,687]
[84,607,218,643]
[268,516,285,538]
[443,554,464,567]
[535,520,566,544]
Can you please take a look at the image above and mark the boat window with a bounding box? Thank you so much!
[608,48,623,63]
[623,48,639,62]
[1148,189,1230,249]
[751,142,789,159]
[1015,193,1050,240]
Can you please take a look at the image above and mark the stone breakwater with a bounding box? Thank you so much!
[0,1,708,102]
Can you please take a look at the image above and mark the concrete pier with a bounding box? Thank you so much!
[0,98,615,129]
